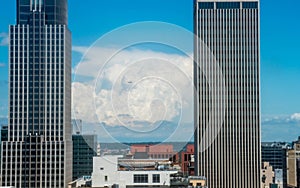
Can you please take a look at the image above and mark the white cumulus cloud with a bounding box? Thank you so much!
[291,113,300,121]
[261,113,300,142]
[72,46,194,129]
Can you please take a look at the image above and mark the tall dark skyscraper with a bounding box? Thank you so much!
[0,0,72,187]
[194,1,261,188]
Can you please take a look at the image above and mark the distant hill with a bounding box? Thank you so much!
[100,142,194,152]
[81,120,194,144]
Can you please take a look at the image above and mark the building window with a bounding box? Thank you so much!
[242,2,258,9]
[153,174,160,183]
[262,175,266,183]
[133,174,148,183]
[216,2,240,9]
[198,2,214,9]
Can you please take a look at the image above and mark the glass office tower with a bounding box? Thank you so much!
[1,0,72,187]
[194,1,260,188]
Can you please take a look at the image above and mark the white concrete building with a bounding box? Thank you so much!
[92,155,177,188]
[261,162,274,188]
[68,176,91,188]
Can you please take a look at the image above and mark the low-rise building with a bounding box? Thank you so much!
[261,142,291,187]
[262,162,275,188]
[188,176,206,187]
[92,155,178,188]
[68,176,92,188]
[171,144,195,176]
[130,144,176,159]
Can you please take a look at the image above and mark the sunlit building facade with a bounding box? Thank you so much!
[194,1,261,187]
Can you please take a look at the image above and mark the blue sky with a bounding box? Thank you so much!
[0,0,300,142]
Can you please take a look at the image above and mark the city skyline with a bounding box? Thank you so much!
[0,1,299,187]
[0,0,300,143]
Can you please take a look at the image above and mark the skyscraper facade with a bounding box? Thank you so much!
[1,0,72,187]
[194,1,260,188]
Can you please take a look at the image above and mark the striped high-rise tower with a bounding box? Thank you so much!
[194,1,261,188]
[1,0,72,187]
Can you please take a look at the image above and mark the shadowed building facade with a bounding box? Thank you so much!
[194,1,261,187]
[72,134,97,180]
[0,0,72,187]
